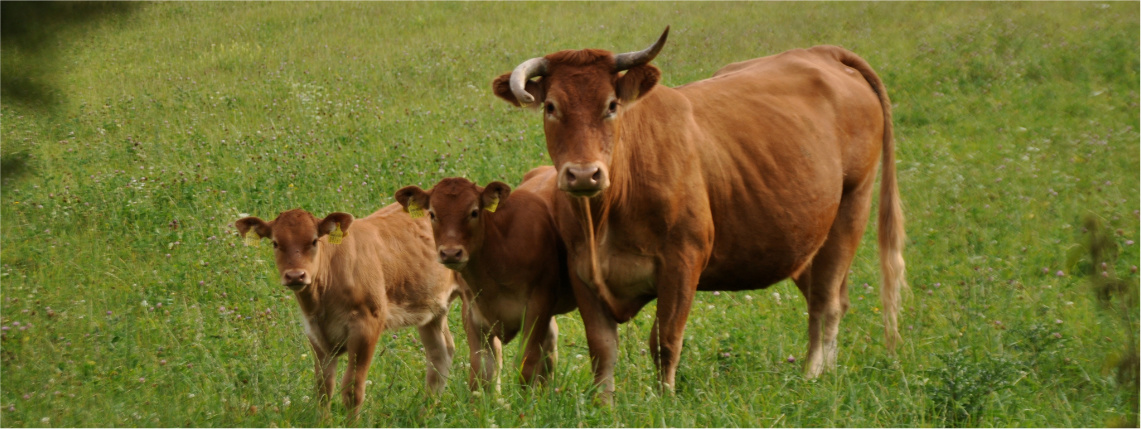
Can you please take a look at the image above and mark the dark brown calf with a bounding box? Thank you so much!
[395,166,575,389]
[235,205,461,416]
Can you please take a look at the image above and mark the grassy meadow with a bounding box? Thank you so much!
[1,2,1138,427]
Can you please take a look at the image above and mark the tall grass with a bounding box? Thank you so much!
[1,2,1137,427]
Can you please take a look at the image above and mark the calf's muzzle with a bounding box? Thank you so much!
[282,269,310,287]
[437,246,467,268]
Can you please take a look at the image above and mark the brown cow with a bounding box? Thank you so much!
[394,166,575,389]
[235,205,461,416]
[491,27,907,396]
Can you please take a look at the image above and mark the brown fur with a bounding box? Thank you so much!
[492,42,906,395]
[235,205,461,416]
[395,167,575,389]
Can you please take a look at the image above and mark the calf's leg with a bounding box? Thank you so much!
[461,299,502,391]
[520,287,559,385]
[519,315,557,385]
[418,314,455,393]
[310,341,337,407]
[340,329,379,418]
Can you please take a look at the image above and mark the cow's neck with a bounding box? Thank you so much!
[592,87,691,225]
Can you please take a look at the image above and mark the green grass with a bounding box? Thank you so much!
[1,2,1138,427]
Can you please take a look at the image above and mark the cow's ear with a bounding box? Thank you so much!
[235,216,272,246]
[616,64,661,104]
[492,72,545,108]
[395,186,431,219]
[481,181,511,213]
[318,212,353,239]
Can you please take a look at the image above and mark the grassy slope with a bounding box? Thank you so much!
[1,2,1137,427]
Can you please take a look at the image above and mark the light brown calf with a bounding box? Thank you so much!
[394,166,576,389]
[235,205,461,416]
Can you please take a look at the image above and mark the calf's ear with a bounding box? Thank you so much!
[394,186,431,218]
[235,217,271,238]
[481,181,511,213]
[492,72,546,108]
[235,217,271,246]
[318,212,353,238]
[616,64,661,104]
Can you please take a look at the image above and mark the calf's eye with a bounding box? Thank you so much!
[271,241,278,249]
[471,210,479,219]
[312,239,318,246]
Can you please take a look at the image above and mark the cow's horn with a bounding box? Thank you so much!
[614,26,670,72]
[509,57,549,105]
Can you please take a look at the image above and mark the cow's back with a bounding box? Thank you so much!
[670,46,886,289]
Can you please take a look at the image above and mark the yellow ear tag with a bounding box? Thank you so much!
[328,224,345,245]
[407,201,425,219]
[484,196,499,213]
[244,233,260,247]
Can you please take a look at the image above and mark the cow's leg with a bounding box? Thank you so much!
[570,271,618,401]
[461,298,501,391]
[418,314,455,394]
[801,177,875,378]
[341,328,379,418]
[652,254,704,393]
[792,267,826,377]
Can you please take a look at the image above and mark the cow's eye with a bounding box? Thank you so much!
[608,100,618,114]
[471,210,479,219]
[429,211,436,221]
[545,102,555,115]
[271,241,278,249]
[312,239,318,246]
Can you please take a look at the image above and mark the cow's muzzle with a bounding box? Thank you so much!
[438,246,468,270]
[559,162,610,197]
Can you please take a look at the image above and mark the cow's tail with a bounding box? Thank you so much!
[831,47,908,351]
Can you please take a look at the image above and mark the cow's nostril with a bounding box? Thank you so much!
[591,169,602,182]
[566,171,577,183]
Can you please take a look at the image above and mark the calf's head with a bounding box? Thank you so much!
[492,27,669,198]
[395,178,510,270]
[235,209,353,289]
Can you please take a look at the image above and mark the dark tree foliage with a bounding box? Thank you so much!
[1,1,138,107]
[0,2,138,181]
[1072,214,1140,428]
